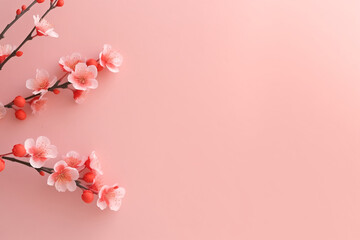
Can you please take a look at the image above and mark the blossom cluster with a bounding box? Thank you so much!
[0,136,125,211]
[0,0,127,213]
[0,44,123,120]
[0,0,63,68]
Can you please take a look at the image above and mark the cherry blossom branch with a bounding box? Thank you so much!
[2,155,92,191]
[0,0,60,70]
[0,136,125,211]
[2,156,53,174]
[0,45,122,121]
[4,72,69,108]
[0,0,38,40]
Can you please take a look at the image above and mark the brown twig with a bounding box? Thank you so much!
[0,0,60,70]
[0,0,38,40]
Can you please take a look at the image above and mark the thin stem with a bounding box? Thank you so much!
[4,72,71,108]
[2,156,93,192]
[75,180,89,190]
[0,152,12,157]
[2,156,52,174]
[0,0,59,70]
[0,0,38,40]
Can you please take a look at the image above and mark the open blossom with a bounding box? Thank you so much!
[0,103,6,119]
[47,161,79,192]
[0,44,16,63]
[59,53,85,72]
[97,184,126,211]
[68,63,98,90]
[26,69,57,95]
[64,151,86,170]
[25,136,57,168]
[30,97,47,114]
[99,44,123,73]
[33,15,59,38]
[85,151,103,175]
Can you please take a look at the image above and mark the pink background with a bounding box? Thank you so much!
[1,0,360,239]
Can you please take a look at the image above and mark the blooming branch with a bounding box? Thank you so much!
[0,0,63,70]
[0,44,123,120]
[0,0,38,40]
[0,136,126,211]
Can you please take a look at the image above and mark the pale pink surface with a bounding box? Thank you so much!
[2,0,360,239]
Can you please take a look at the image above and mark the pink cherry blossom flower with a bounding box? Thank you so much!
[25,136,57,168]
[64,151,86,170]
[73,89,90,104]
[0,103,7,119]
[26,69,57,95]
[47,161,79,192]
[68,63,98,90]
[97,184,126,211]
[85,151,103,175]
[59,53,85,72]
[0,44,16,63]
[33,15,59,38]
[30,97,47,114]
[99,44,123,73]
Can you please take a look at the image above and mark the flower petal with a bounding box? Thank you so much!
[29,157,44,168]
[47,174,55,186]
[54,160,67,172]
[55,181,67,192]
[109,187,126,211]
[97,199,107,210]
[46,30,59,38]
[46,145,57,158]
[87,65,98,78]
[67,180,77,192]
[24,138,35,152]
[25,79,35,90]
[88,79,98,89]
[36,136,50,148]
[67,167,79,180]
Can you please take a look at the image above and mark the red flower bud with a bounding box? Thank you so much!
[15,109,26,120]
[81,190,94,203]
[56,0,64,7]
[12,144,26,157]
[0,159,5,172]
[13,96,26,107]
[16,51,23,57]
[86,59,103,72]
[83,172,95,183]
[86,59,97,66]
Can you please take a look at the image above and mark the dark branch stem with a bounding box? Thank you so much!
[0,0,38,40]
[0,0,59,71]
[4,72,70,108]
[75,180,89,190]
[2,156,53,174]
